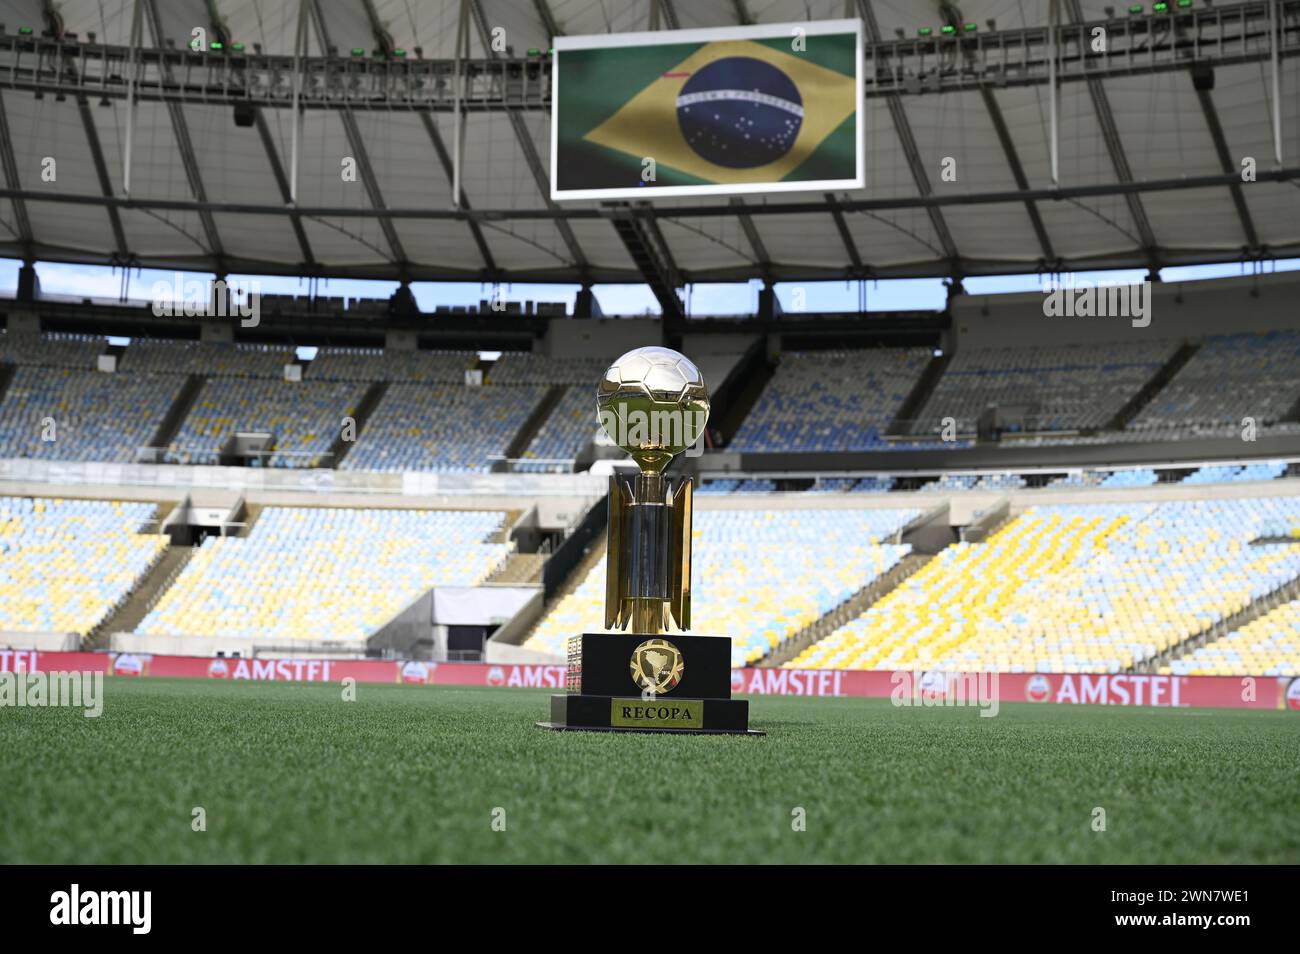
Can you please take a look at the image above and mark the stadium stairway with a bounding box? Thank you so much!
[888,349,951,437]
[326,381,388,468]
[494,385,566,471]
[1104,341,1200,432]
[485,552,546,585]
[147,373,207,456]
[504,536,607,647]
[1137,562,1300,674]
[709,343,774,446]
[86,541,193,649]
[762,553,932,667]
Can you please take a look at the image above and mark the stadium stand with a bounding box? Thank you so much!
[487,354,611,386]
[135,507,509,641]
[119,339,296,378]
[1049,472,1107,488]
[166,377,363,467]
[307,347,477,384]
[920,474,979,493]
[911,341,1177,436]
[810,478,859,492]
[1183,462,1288,484]
[729,349,931,452]
[1169,599,1300,677]
[0,496,166,635]
[517,385,597,472]
[0,366,183,462]
[789,498,1300,674]
[341,383,545,472]
[1099,468,1159,488]
[0,331,104,369]
[524,508,919,666]
[697,479,741,494]
[1129,332,1300,436]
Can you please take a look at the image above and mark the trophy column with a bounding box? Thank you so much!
[606,470,691,637]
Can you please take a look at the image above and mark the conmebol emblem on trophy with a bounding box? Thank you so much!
[538,346,761,735]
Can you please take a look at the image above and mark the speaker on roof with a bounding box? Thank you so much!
[1191,62,1215,91]
[233,101,256,127]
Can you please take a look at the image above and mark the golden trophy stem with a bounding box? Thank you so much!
[605,471,693,635]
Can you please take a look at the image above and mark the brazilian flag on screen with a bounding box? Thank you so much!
[552,27,860,197]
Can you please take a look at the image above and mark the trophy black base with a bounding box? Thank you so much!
[535,632,763,736]
[537,694,764,736]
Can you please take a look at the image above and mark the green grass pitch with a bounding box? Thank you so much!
[1,678,1296,863]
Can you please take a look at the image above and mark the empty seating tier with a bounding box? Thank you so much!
[790,498,1300,674]
[0,366,182,462]
[911,341,1175,436]
[0,496,165,635]
[136,507,509,641]
[342,383,543,473]
[730,349,932,452]
[166,377,363,467]
[1130,331,1300,435]
[1169,599,1300,677]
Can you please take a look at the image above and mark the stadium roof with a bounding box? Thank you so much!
[0,0,1297,298]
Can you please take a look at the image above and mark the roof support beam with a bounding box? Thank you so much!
[253,108,317,268]
[468,0,589,276]
[41,0,129,260]
[201,0,230,47]
[335,108,407,267]
[419,110,498,277]
[653,0,681,31]
[1064,0,1160,273]
[533,0,562,40]
[731,197,771,279]
[0,91,33,257]
[609,205,683,320]
[858,0,961,273]
[308,0,407,268]
[731,1,754,26]
[142,0,225,268]
[827,197,863,272]
[78,97,131,261]
[980,87,1057,266]
[1193,80,1260,253]
[939,2,1057,267]
[359,0,394,57]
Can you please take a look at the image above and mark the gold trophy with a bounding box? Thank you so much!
[597,346,709,637]
[538,346,760,735]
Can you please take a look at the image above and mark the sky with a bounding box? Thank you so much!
[2,256,1298,317]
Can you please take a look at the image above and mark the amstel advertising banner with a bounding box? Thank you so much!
[1,650,1295,711]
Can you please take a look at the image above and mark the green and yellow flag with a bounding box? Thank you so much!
[552,25,861,198]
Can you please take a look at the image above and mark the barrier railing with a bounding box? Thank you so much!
[0,457,606,498]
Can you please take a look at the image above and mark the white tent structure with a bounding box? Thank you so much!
[0,0,1296,313]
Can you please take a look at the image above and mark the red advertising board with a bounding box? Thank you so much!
[0,649,1295,710]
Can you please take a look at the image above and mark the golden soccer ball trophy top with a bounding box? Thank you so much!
[596,346,709,474]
